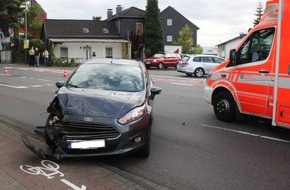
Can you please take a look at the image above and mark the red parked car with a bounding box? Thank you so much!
[145,53,181,69]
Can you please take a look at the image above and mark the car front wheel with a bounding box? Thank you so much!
[45,114,57,147]
[157,63,164,69]
[213,91,236,122]
[135,124,151,158]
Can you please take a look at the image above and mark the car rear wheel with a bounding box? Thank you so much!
[45,114,57,147]
[213,91,236,122]
[157,63,164,69]
[194,68,204,77]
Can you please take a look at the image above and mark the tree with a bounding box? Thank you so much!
[27,3,43,39]
[143,0,164,57]
[191,44,203,54]
[176,24,194,54]
[92,16,101,21]
[0,0,24,27]
[253,2,263,26]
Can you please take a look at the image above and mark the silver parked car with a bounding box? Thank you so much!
[177,55,225,77]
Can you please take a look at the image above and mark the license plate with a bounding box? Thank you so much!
[68,139,105,149]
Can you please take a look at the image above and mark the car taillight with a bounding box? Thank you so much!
[183,61,189,66]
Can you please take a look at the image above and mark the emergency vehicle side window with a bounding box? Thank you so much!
[236,28,275,65]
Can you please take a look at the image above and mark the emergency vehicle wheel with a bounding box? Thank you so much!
[213,91,236,122]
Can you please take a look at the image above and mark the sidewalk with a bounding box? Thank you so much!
[0,122,168,190]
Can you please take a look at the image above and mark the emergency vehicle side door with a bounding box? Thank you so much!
[232,28,275,117]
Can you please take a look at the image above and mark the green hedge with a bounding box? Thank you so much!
[52,58,78,67]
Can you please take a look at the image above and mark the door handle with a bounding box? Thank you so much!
[259,70,269,74]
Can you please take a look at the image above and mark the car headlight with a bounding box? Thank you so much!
[118,104,146,124]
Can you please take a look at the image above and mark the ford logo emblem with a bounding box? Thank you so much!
[84,117,93,122]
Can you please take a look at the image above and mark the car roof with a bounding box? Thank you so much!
[84,58,142,66]
[189,54,224,59]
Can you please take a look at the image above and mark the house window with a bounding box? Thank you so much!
[106,47,113,58]
[60,47,68,58]
[167,19,172,26]
[135,22,143,35]
[167,35,173,42]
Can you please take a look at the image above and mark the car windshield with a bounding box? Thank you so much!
[181,56,190,61]
[153,54,164,58]
[67,63,144,92]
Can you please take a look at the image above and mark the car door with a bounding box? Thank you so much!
[231,27,275,117]
[201,56,215,73]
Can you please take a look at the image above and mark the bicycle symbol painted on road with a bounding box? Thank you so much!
[20,160,64,179]
[20,160,86,190]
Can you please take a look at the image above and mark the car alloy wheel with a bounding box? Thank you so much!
[194,68,204,77]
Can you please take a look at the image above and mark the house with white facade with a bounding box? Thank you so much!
[41,19,131,64]
[216,34,246,59]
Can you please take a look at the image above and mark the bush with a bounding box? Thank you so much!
[52,58,78,67]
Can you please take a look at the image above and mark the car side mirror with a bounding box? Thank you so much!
[55,81,65,88]
[229,49,237,66]
[151,86,162,95]
[149,86,162,100]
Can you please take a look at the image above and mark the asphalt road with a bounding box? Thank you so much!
[0,64,290,190]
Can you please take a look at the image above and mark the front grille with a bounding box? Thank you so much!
[57,122,120,140]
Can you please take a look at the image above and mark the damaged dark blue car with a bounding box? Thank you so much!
[22,58,161,160]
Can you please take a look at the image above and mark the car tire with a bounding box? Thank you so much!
[157,63,164,69]
[213,91,236,122]
[146,66,151,69]
[135,125,151,158]
[45,114,56,147]
[194,68,204,78]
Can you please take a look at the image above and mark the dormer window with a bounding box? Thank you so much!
[102,28,109,34]
[82,27,89,33]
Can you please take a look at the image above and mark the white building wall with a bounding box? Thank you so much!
[224,40,240,59]
[217,38,243,59]
[53,42,123,59]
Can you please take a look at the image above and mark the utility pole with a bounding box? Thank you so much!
[24,0,28,63]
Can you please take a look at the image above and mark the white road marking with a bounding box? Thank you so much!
[0,84,28,89]
[61,179,87,190]
[31,85,42,88]
[170,82,194,86]
[201,124,290,143]
[20,160,87,190]
[38,79,51,82]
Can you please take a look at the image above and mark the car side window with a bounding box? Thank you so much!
[236,27,275,65]
[193,57,200,62]
[213,57,224,63]
[201,57,214,63]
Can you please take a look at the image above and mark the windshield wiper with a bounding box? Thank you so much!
[67,84,80,88]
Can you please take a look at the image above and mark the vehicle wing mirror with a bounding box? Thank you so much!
[151,86,162,95]
[149,86,162,100]
[229,49,237,66]
[55,81,65,88]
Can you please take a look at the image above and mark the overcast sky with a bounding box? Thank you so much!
[36,0,267,47]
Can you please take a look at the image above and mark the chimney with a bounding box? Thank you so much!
[107,9,113,20]
[116,5,122,15]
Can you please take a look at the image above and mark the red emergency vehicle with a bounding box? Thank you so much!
[204,0,290,128]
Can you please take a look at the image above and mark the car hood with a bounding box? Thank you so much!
[55,87,145,119]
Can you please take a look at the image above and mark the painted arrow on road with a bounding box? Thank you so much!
[61,179,87,190]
